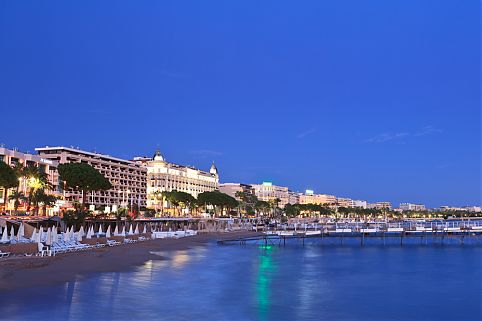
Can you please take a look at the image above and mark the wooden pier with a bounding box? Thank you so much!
[218,229,482,247]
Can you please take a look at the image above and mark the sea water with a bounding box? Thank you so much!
[0,242,480,321]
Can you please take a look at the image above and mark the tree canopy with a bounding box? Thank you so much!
[198,190,238,216]
[0,162,18,191]
[58,163,112,200]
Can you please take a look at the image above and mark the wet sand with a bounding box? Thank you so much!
[0,231,259,291]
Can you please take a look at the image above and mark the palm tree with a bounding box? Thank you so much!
[8,190,26,213]
[37,192,57,216]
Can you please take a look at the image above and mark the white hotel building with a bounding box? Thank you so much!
[145,150,219,208]
[251,182,290,207]
[400,203,426,211]
[36,146,147,209]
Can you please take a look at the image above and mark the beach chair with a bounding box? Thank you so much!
[37,243,52,257]
[107,240,121,246]
[0,250,10,258]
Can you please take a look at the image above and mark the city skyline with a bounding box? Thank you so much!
[1,0,480,208]
[1,143,478,209]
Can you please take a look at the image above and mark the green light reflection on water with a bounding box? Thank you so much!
[256,245,277,320]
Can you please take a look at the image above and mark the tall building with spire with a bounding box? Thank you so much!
[144,150,219,208]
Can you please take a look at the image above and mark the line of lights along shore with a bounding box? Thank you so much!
[0,145,480,215]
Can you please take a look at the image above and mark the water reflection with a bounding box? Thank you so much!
[0,245,480,321]
[256,246,277,320]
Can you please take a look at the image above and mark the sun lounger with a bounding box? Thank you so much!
[0,250,10,258]
[37,243,52,257]
[107,240,121,246]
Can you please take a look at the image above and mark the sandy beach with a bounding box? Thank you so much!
[0,231,259,291]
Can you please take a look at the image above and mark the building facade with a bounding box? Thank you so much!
[219,183,253,200]
[251,182,290,207]
[288,191,301,205]
[337,197,352,208]
[299,192,337,206]
[350,200,368,209]
[0,147,60,208]
[36,146,147,209]
[400,203,426,211]
[145,150,219,208]
[368,202,392,210]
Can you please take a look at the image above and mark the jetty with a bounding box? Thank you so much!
[218,220,482,246]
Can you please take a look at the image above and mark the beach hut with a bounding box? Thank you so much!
[128,224,134,235]
[134,224,139,235]
[113,225,119,236]
[106,226,111,238]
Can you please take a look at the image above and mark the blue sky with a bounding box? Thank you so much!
[0,1,480,207]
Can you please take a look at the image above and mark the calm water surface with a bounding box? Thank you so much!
[0,242,481,321]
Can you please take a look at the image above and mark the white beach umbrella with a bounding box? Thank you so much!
[69,226,74,235]
[18,223,25,240]
[98,224,103,235]
[134,224,139,235]
[38,227,44,242]
[9,225,16,241]
[120,226,126,237]
[30,228,38,242]
[45,227,52,246]
[77,230,83,242]
[64,229,70,243]
[51,226,57,243]
[90,225,95,237]
[113,225,119,236]
[142,225,147,234]
[1,227,8,242]
[86,226,92,239]
[128,224,134,235]
[106,225,111,238]
[79,225,85,237]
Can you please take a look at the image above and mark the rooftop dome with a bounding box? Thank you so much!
[210,162,218,175]
[153,149,165,162]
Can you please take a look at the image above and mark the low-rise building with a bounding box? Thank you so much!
[350,200,368,209]
[367,202,392,210]
[400,203,426,211]
[337,197,352,208]
[439,206,482,212]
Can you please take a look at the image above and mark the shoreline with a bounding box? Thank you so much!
[0,231,259,291]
